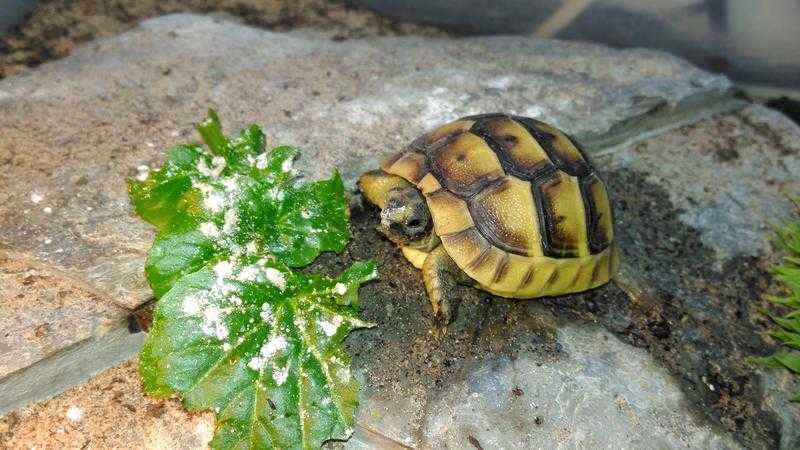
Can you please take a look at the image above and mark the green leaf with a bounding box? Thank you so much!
[767,330,800,350]
[756,205,800,403]
[140,256,377,449]
[752,353,800,374]
[129,111,351,298]
[129,111,376,449]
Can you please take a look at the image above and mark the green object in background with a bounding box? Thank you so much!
[128,111,377,449]
[752,201,800,402]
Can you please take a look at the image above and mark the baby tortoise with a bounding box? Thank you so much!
[359,113,619,333]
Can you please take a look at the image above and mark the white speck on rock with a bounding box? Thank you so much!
[146,142,155,148]
[135,165,150,181]
[194,418,214,444]
[264,268,286,291]
[31,193,43,204]
[523,105,545,119]
[333,282,347,296]
[486,75,514,89]
[66,406,83,422]
[43,207,53,214]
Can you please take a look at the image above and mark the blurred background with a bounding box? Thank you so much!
[1,0,798,97]
[347,0,800,89]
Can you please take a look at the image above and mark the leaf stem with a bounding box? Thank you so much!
[197,109,231,157]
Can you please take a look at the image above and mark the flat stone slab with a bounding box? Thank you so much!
[2,12,799,450]
[601,104,800,261]
[423,324,739,449]
[0,249,143,414]
[0,13,738,312]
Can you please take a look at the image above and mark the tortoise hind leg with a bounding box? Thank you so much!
[422,245,469,335]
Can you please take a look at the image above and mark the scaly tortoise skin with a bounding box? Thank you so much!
[359,112,619,329]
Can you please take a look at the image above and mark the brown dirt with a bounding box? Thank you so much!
[0,359,215,449]
[0,0,448,79]
[313,200,565,410]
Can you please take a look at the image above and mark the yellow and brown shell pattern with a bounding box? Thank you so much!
[381,113,619,298]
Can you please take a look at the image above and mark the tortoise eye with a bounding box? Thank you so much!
[407,219,421,228]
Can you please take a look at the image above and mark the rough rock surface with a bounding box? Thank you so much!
[1,13,799,450]
[0,249,144,414]
[0,13,738,311]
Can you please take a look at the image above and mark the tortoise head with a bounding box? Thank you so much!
[379,186,434,247]
[358,170,437,249]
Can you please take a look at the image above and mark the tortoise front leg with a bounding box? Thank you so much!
[422,245,468,335]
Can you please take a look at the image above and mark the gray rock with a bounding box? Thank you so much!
[0,249,143,414]
[1,12,797,450]
[602,105,799,261]
[422,324,740,450]
[599,105,800,449]
[0,13,740,312]
[340,106,800,450]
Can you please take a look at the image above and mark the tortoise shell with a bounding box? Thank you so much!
[381,113,619,298]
